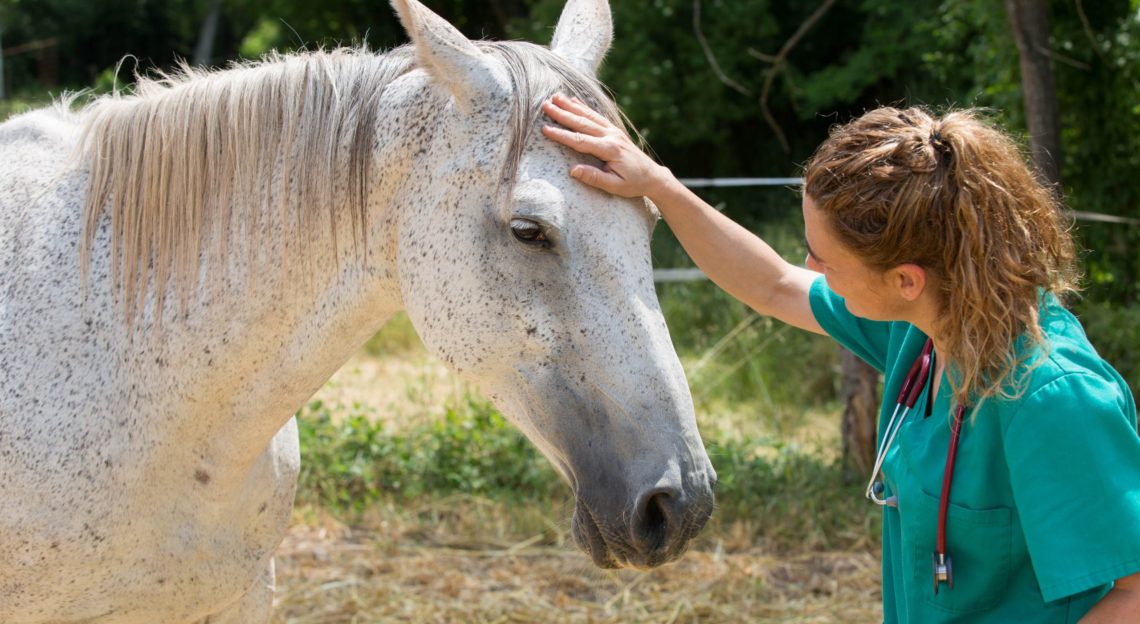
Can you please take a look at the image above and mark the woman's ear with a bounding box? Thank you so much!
[891,263,928,302]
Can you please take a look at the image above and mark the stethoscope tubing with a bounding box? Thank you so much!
[936,404,967,555]
[865,401,908,505]
[865,338,967,593]
[866,339,934,504]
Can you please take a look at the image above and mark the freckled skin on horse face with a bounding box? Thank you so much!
[398,119,715,569]
[0,1,713,621]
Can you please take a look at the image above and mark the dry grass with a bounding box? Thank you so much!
[289,320,882,621]
[272,520,882,624]
[314,317,841,452]
[313,352,473,431]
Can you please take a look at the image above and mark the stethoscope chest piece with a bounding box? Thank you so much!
[932,552,954,593]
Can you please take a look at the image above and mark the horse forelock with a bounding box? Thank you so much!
[488,41,661,224]
[75,40,636,326]
[483,41,622,192]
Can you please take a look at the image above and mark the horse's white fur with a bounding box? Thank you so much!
[0,1,715,622]
[550,0,613,74]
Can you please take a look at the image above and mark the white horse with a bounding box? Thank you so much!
[0,1,716,622]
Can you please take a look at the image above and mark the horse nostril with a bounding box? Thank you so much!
[634,487,678,553]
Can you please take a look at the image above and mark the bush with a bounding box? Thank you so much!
[295,397,561,511]
[651,194,841,410]
[1072,299,1140,394]
[294,395,880,550]
[706,438,877,551]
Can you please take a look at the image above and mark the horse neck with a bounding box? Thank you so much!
[137,81,458,476]
[143,217,403,481]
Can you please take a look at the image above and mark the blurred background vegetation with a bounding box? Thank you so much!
[1,0,1138,557]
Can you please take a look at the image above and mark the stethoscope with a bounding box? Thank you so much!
[865,338,968,594]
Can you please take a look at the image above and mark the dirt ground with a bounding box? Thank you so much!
[271,523,882,623]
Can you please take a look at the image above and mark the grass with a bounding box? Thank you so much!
[271,524,881,623]
[284,203,887,619]
[284,334,883,622]
[294,394,879,553]
[285,383,882,621]
[295,205,882,557]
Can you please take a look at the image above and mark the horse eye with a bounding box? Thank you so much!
[510,218,549,245]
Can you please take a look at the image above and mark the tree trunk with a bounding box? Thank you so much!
[1005,0,1062,186]
[1,23,6,101]
[194,0,225,67]
[840,347,879,482]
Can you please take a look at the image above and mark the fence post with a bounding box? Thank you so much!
[839,346,878,482]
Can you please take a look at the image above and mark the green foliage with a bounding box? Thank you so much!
[237,17,284,59]
[362,312,424,357]
[917,0,1021,112]
[0,92,47,119]
[298,401,399,510]
[295,394,879,549]
[1053,5,1140,305]
[1,0,205,87]
[0,0,537,93]
[516,0,817,172]
[652,188,839,409]
[296,396,560,511]
[1073,297,1140,392]
[705,438,877,550]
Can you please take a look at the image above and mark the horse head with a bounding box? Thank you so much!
[387,0,716,568]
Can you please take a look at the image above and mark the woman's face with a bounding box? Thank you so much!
[802,194,900,321]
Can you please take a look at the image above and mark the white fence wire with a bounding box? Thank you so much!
[653,177,1139,284]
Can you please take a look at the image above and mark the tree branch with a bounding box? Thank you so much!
[746,48,778,64]
[753,0,838,153]
[1075,0,1111,68]
[1037,43,1091,71]
[692,0,752,97]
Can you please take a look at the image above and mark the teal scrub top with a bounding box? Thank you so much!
[809,276,1140,623]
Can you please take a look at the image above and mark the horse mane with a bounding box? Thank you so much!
[77,42,625,323]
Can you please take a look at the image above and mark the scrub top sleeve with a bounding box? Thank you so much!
[1003,372,1140,603]
[807,275,892,372]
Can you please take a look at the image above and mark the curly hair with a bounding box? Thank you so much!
[803,106,1081,408]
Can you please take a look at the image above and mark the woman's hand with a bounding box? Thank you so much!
[541,94,674,199]
[542,96,823,336]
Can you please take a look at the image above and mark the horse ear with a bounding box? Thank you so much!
[390,0,510,110]
[550,0,613,75]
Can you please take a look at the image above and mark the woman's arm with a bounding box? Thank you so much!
[1080,572,1140,623]
[541,94,824,335]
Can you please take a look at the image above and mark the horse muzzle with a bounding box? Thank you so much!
[571,475,715,569]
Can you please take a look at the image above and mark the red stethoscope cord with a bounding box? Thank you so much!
[934,402,967,593]
[865,337,968,594]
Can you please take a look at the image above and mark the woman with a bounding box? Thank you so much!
[542,94,1140,622]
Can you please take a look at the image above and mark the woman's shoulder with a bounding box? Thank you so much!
[1036,295,1120,379]
[1001,296,1135,423]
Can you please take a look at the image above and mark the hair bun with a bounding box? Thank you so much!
[930,129,952,160]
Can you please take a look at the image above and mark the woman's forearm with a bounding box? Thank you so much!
[541,94,821,332]
[1080,573,1140,623]
[647,173,823,334]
